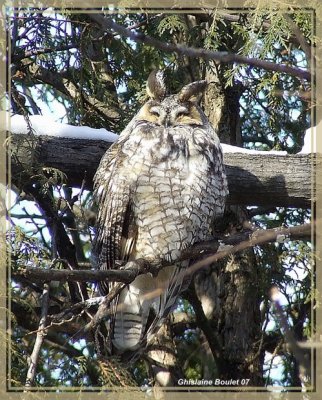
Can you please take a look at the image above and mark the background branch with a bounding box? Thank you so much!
[24,283,50,389]
[90,14,311,81]
[270,287,311,383]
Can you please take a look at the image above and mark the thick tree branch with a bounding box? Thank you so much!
[90,14,311,81]
[9,133,317,208]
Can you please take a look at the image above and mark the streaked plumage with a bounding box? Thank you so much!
[92,71,228,356]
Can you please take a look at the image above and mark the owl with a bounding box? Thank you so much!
[92,70,228,357]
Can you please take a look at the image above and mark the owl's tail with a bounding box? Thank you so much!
[112,264,188,354]
[112,273,157,351]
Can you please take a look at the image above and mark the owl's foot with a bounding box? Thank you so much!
[120,259,159,278]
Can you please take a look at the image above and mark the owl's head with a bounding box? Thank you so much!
[137,71,208,128]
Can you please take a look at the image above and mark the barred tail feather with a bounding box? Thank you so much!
[112,263,189,355]
[112,274,157,351]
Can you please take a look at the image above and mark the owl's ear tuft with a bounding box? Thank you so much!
[146,70,167,101]
[178,80,207,103]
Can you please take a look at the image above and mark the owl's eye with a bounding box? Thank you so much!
[175,106,188,118]
[149,106,160,116]
[176,111,188,118]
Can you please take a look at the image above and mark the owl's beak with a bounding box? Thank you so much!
[164,116,171,128]
[159,114,171,128]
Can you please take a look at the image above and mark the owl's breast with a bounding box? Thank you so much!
[131,158,224,263]
[117,122,226,263]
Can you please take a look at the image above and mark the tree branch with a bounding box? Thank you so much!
[214,12,310,53]
[14,223,311,285]
[283,13,311,61]
[24,283,50,389]
[183,285,222,366]
[270,287,311,383]
[184,223,311,279]
[22,63,120,126]
[90,14,311,81]
[9,131,318,208]
[25,184,88,303]
[12,43,79,62]
[33,222,310,335]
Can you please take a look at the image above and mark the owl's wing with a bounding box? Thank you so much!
[93,140,137,295]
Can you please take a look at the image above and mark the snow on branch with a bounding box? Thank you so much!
[298,127,316,154]
[9,114,314,155]
[9,114,118,142]
[8,114,317,208]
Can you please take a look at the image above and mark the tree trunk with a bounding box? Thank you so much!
[194,251,263,384]
[192,64,264,384]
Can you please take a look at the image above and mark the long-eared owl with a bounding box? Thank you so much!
[92,70,228,357]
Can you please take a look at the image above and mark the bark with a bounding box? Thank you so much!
[203,69,243,146]
[8,133,317,208]
[194,251,264,384]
